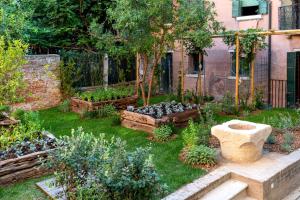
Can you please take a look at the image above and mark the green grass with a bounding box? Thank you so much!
[0,97,298,200]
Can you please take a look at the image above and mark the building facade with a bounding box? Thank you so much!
[163,0,300,107]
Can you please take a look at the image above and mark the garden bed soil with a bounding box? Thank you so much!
[121,109,199,134]
[264,129,300,154]
[71,95,138,113]
[0,132,56,186]
[147,134,177,143]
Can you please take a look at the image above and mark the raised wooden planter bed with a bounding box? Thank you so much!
[0,132,55,186]
[121,109,199,134]
[0,118,19,127]
[71,95,138,113]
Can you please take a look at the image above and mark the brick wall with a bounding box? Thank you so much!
[13,54,62,110]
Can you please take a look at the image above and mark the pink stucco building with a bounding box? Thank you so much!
[162,0,300,107]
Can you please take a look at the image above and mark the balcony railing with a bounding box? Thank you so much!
[279,4,300,30]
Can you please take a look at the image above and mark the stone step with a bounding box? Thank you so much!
[199,179,248,200]
[240,197,257,200]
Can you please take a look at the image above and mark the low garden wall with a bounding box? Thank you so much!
[13,54,62,110]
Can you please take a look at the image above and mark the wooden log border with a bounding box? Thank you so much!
[0,132,55,186]
[71,95,138,113]
[121,109,199,134]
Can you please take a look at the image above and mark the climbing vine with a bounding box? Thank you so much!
[222,29,267,65]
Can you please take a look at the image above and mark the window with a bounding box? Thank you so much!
[230,52,250,77]
[188,53,204,74]
[232,0,268,17]
[241,5,259,16]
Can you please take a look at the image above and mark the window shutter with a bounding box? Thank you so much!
[287,52,297,107]
[242,0,259,7]
[232,0,241,17]
[258,0,268,14]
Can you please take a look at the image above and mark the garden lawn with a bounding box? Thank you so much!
[0,99,298,200]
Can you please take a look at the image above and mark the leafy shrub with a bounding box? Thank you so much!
[266,134,276,144]
[0,111,42,149]
[82,105,117,119]
[58,100,70,113]
[153,125,173,142]
[11,108,25,120]
[264,113,295,130]
[184,145,217,166]
[0,105,10,112]
[59,60,79,97]
[111,113,121,126]
[221,91,236,115]
[200,102,220,126]
[280,131,294,153]
[0,37,28,105]
[252,88,264,109]
[183,120,210,148]
[77,86,135,102]
[47,128,168,199]
[183,120,199,148]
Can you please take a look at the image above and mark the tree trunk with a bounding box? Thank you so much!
[250,48,256,104]
[196,54,202,97]
[181,42,185,102]
[140,54,148,106]
[136,53,140,96]
[147,53,160,105]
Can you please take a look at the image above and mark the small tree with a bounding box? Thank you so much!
[175,0,223,99]
[223,28,267,104]
[0,37,28,105]
[107,0,175,105]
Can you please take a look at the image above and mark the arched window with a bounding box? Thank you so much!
[232,0,268,17]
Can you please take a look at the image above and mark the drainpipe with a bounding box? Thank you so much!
[267,1,272,106]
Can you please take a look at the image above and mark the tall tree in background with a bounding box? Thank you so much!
[0,0,32,41]
[26,0,113,53]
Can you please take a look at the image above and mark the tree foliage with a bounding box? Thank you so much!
[222,29,267,64]
[24,0,113,52]
[0,37,28,105]
[0,0,32,41]
[176,0,223,55]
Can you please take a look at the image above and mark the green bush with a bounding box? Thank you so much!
[0,37,28,105]
[0,111,42,149]
[153,125,173,142]
[280,131,294,153]
[0,105,10,112]
[77,86,135,102]
[183,120,210,148]
[266,134,276,144]
[47,128,168,199]
[221,91,236,115]
[82,105,117,119]
[111,113,121,126]
[185,145,217,166]
[183,120,199,148]
[252,88,264,109]
[264,113,295,130]
[58,100,70,113]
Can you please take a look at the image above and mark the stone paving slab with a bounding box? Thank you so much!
[36,178,66,200]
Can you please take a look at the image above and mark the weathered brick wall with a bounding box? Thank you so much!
[13,54,62,110]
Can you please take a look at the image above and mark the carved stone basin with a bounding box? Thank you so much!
[211,120,272,163]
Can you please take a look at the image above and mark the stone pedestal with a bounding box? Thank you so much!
[211,120,272,163]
